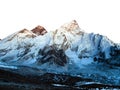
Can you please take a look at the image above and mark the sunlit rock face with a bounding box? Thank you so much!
[31,25,47,35]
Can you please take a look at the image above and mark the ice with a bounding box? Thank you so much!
[0,64,17,69]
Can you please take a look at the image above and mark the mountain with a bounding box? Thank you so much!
[0,20,119,66]
[0,20,120,89]
[31,25,47,35]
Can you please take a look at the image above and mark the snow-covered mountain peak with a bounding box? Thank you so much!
[0,29,36,44]
[51,20,84,50]
[58,20,83,35]
[60,20,80,31]
[17,29,37,38]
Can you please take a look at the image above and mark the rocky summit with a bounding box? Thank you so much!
[31,25,47,35]
[0,20,120,89]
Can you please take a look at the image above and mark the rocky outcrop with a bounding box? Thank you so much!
[94,45,120,66]
[31,25,47,35]
[36,45,68,66]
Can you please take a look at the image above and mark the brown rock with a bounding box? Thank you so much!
[19,29,29,33]
[31,25,47,35]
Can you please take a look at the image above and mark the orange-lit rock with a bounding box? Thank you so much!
[31,25,47,35]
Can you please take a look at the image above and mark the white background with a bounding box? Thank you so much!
[0,0,120,43]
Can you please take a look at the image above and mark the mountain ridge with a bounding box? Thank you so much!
[0,20,120,86]
[0,20,119,66]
